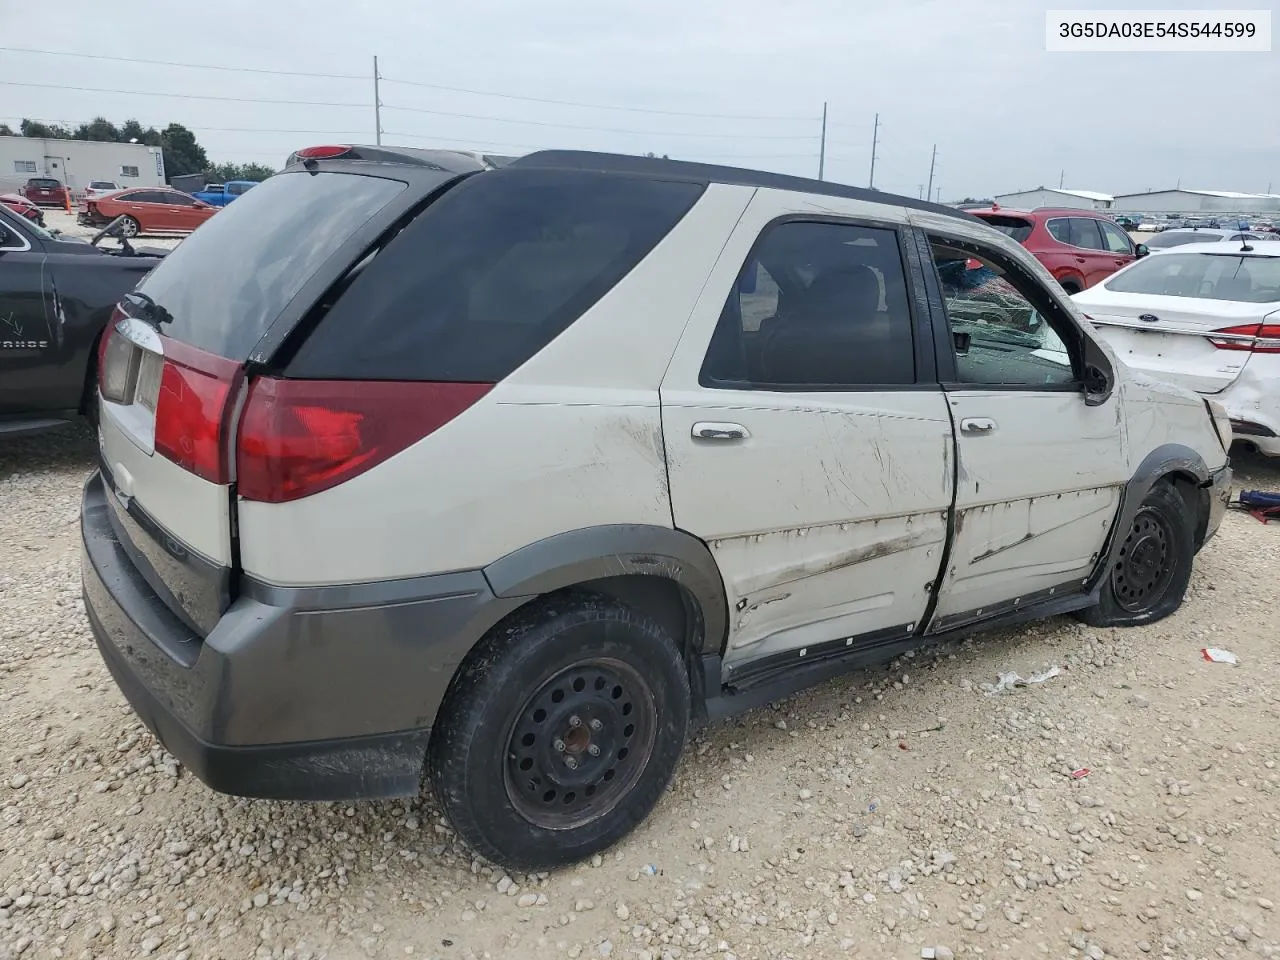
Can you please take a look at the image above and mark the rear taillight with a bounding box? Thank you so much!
[236,379,491,503]
[96,310,121,395]
[1207,323,1280,354]
[152,341,243,484]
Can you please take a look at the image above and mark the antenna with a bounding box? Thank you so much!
[868,113,880,189]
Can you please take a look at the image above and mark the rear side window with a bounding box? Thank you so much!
[700,221,916,388]
[287,169,704,381]
[135,171,407,358]
[975,215,1033,243]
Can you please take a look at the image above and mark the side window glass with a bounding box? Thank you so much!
[1069,218,1105,250]
[1099,221,1133,254]
[700,221,915,388]
[1047,219,1071,243]
[929,241,1078,387]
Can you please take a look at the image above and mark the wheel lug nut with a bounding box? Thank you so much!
[569,715,582,728]
[589,719,603,731]
[553,739,566,752]
[587,745,601,757]
[564,756,578,770]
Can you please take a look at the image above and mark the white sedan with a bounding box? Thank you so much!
[1073,240,1280,456]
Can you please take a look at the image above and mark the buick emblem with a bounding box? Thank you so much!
[1138,313,1159,323]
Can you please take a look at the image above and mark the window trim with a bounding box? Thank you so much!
[919,227,1088,395]
[697,213,934,393]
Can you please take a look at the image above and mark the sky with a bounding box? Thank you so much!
[1,0,1276,200]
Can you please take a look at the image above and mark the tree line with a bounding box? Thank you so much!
[0,117,275,183]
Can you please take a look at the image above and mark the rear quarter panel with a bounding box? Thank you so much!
[236,183,756,586]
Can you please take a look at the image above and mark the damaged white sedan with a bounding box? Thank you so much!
[1074,240,1280,456]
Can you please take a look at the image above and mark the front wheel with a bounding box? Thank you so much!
[1079,482,1194,627]
[428,594,690,871]
[118,216,140,238]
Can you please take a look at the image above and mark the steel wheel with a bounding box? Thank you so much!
[1110,507,1176,613]
[504,658,657,831]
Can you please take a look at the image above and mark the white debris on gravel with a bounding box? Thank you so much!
[3,427,1280,959]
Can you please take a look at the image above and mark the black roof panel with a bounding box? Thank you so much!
[511,150,980,225]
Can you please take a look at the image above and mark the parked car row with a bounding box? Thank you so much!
[1134,215,1276,233]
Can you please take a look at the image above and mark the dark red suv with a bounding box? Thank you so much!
[21,177,66,207]
[970,206,1147,293]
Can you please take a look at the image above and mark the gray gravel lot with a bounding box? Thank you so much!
[2,423,1279,960]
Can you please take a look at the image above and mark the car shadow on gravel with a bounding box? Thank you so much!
[0,422,97,476]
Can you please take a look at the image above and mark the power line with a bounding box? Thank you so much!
[2,46,814,123]
[0,80,369,108]
[0,46,365,80]
[381,101,817,139]
[380,74,811,122]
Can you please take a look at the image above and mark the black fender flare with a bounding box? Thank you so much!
[1088,443,1210,591]
[482,524,729,656]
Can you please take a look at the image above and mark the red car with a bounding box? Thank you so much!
[21,177,66,206]
[80,187,218,237]
[0,192,45,226]
[969,205,1146,293]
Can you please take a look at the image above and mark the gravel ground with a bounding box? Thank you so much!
[2,424,1279,960]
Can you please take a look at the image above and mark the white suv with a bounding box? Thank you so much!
[82,146,1233,871]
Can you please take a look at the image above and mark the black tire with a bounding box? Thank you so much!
[1059,279,1082,295]
[1079,482,1194,627]
[428,593,690,871]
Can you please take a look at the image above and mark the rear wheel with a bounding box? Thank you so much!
[1058,278,1082,295]
[428,594,690,871]
[1079,482,1194,626]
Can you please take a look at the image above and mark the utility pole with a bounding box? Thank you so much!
[868,113,880,188]
[1059,169,1065,188]
[935,185,942,204]
[918,184,924,199]
[926,144,937,203]
[372,55,383,145]
[818,102,827,181]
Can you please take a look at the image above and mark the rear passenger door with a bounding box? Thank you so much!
[661,189,954,680]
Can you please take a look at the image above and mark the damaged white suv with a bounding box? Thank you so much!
[82,146,1232,871]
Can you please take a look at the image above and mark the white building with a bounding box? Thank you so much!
[1112,189,1280,214]
[0,136,165,195]
[992,187,1114,211]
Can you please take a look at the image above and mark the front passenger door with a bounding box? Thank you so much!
[922,232,1126,631]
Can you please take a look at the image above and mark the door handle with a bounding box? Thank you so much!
[960,417,996,435]
[1075,256,1087,263]
[692,421,749,441]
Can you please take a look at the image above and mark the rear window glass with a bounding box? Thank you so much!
[134,172,407,357]
[1104,253,1280,303]
[975,215,1034,244]
[29,178,59,188]
[1145,231,1223,249]
[287,168,705,381]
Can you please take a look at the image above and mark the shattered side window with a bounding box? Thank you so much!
[931,242,1078,387]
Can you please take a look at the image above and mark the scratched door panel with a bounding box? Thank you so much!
[930,391,1125,626]
[662,389,953,668]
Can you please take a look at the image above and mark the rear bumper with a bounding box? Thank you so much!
[81,471,522,800]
